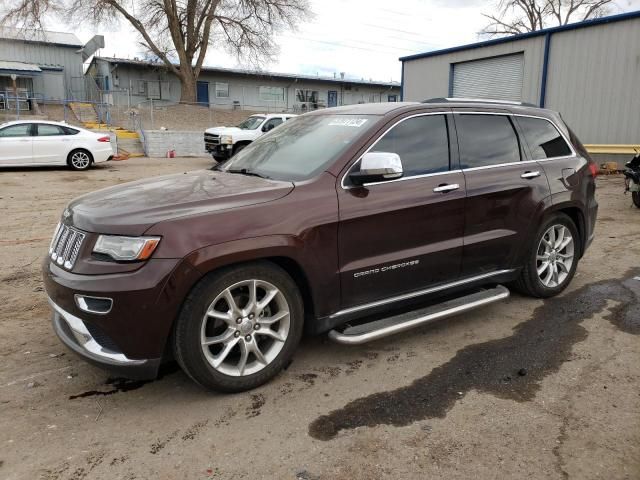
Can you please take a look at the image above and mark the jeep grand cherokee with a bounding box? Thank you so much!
[43,100,598,392]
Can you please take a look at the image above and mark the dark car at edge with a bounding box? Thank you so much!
[43,99,598,392]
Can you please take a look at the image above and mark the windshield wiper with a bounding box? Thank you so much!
[226,168,271,180]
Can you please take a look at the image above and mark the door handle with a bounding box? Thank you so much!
[19,139,30,142]
[521,170,541,179]
[433,183,460,193]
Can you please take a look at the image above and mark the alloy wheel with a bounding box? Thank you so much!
[71,151,90,169]
[536,224,575,288]
[200,279,290,377]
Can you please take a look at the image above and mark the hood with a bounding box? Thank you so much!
[205,126,244,134]
[67,170,293,235]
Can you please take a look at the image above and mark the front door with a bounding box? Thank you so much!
[337,112,466,308]
[0,123,33,165]
[452,112,551,275]
[197,81,210,104]
[328,90,338,108]
[33,123,71,164]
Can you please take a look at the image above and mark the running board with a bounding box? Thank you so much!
[328,285,510,345]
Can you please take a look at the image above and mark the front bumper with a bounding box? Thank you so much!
[49,296,160,379]
[43,256,202,379]
[205,143,233,159]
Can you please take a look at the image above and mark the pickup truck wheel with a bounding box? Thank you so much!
[512,213,580,298]
[173,262,303,392]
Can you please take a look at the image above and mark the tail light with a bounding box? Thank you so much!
[588,162,599,177]
[97,136,110,142]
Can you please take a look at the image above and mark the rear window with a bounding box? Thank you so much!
[455,114,521,168]
[516,116,572,159]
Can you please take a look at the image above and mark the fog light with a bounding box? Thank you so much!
[75,295,113,315]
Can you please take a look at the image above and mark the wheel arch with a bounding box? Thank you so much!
[546,203,586,258]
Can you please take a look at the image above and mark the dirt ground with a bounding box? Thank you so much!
[0,158,638,480]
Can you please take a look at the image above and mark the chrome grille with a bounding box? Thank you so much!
[204,133,220,145]
[49,223,85,270]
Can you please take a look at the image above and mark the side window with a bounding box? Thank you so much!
[370,114,450,176]
[516,116,572,159]
[37,124,65,136]
[63,127,80,135]
[263,118,283,131]
[0,124,31,137]
[456,114,521,168]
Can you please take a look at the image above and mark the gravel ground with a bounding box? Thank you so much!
[0,158,638,480]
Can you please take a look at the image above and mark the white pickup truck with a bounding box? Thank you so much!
[204,113,297,161]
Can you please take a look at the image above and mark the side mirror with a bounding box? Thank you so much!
[349,152,403,186]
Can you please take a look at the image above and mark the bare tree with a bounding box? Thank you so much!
[2,0,310,102]
[482,0,614,36]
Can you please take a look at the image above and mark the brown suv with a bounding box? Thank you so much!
[43,100,598,392]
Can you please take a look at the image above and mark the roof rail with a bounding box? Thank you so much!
[422,97,539,108]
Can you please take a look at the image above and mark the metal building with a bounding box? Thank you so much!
[86,56,400,112]
[0,27,103,105]
[400,10,640,161]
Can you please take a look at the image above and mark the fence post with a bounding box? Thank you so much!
[16,95,20,120]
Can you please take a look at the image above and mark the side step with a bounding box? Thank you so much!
[328,285,509,345]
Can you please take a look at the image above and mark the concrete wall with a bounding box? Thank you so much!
[0,39,84,100]
[143,130,207,157]
[90,59,400,112]
[401,16,640,146]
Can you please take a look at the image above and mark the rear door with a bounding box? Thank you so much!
[33,123,71,164]
[453,111,551,275]
[0,123,33,165]
[337,112,466,308]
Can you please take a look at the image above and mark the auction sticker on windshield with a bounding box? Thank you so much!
[328,118,369,127]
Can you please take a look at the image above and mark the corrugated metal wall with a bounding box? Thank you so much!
[402,16,640,145]
[0,39,83,100]
[544,18,640,144]
[402,36,545,104]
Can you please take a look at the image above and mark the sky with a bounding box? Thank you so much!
[54,0,640,83]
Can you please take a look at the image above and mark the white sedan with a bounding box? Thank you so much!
[0,120,114,170]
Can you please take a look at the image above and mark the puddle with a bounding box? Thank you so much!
[68,362,179,399]
[309,272,640,440]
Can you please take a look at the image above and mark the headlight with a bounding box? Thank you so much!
[220,135,233,145]
[93,235,160,261]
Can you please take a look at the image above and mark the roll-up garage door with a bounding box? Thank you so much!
[452,53,524,101]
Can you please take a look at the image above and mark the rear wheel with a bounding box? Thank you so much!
[632,191,640,208]
[512,213,580,298]
[67,149,92,171]
[173,262,304,392]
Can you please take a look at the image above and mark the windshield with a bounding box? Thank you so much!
[220,114,377,181]
[236,116,266,130]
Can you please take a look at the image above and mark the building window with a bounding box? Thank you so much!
[295,89,318,103]
[137,80,146,95]
[259,86,285,102]
[215,82,229,98]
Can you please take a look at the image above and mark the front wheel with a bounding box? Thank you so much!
[512,213,580,298]
[632,191,640,208]
[173,262,304,392]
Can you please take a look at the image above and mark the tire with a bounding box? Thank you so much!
[512,213,580,298]
[173,261,304,392]
[67,149,93,171]
[632,191,640,209]
[232,143,248,156]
